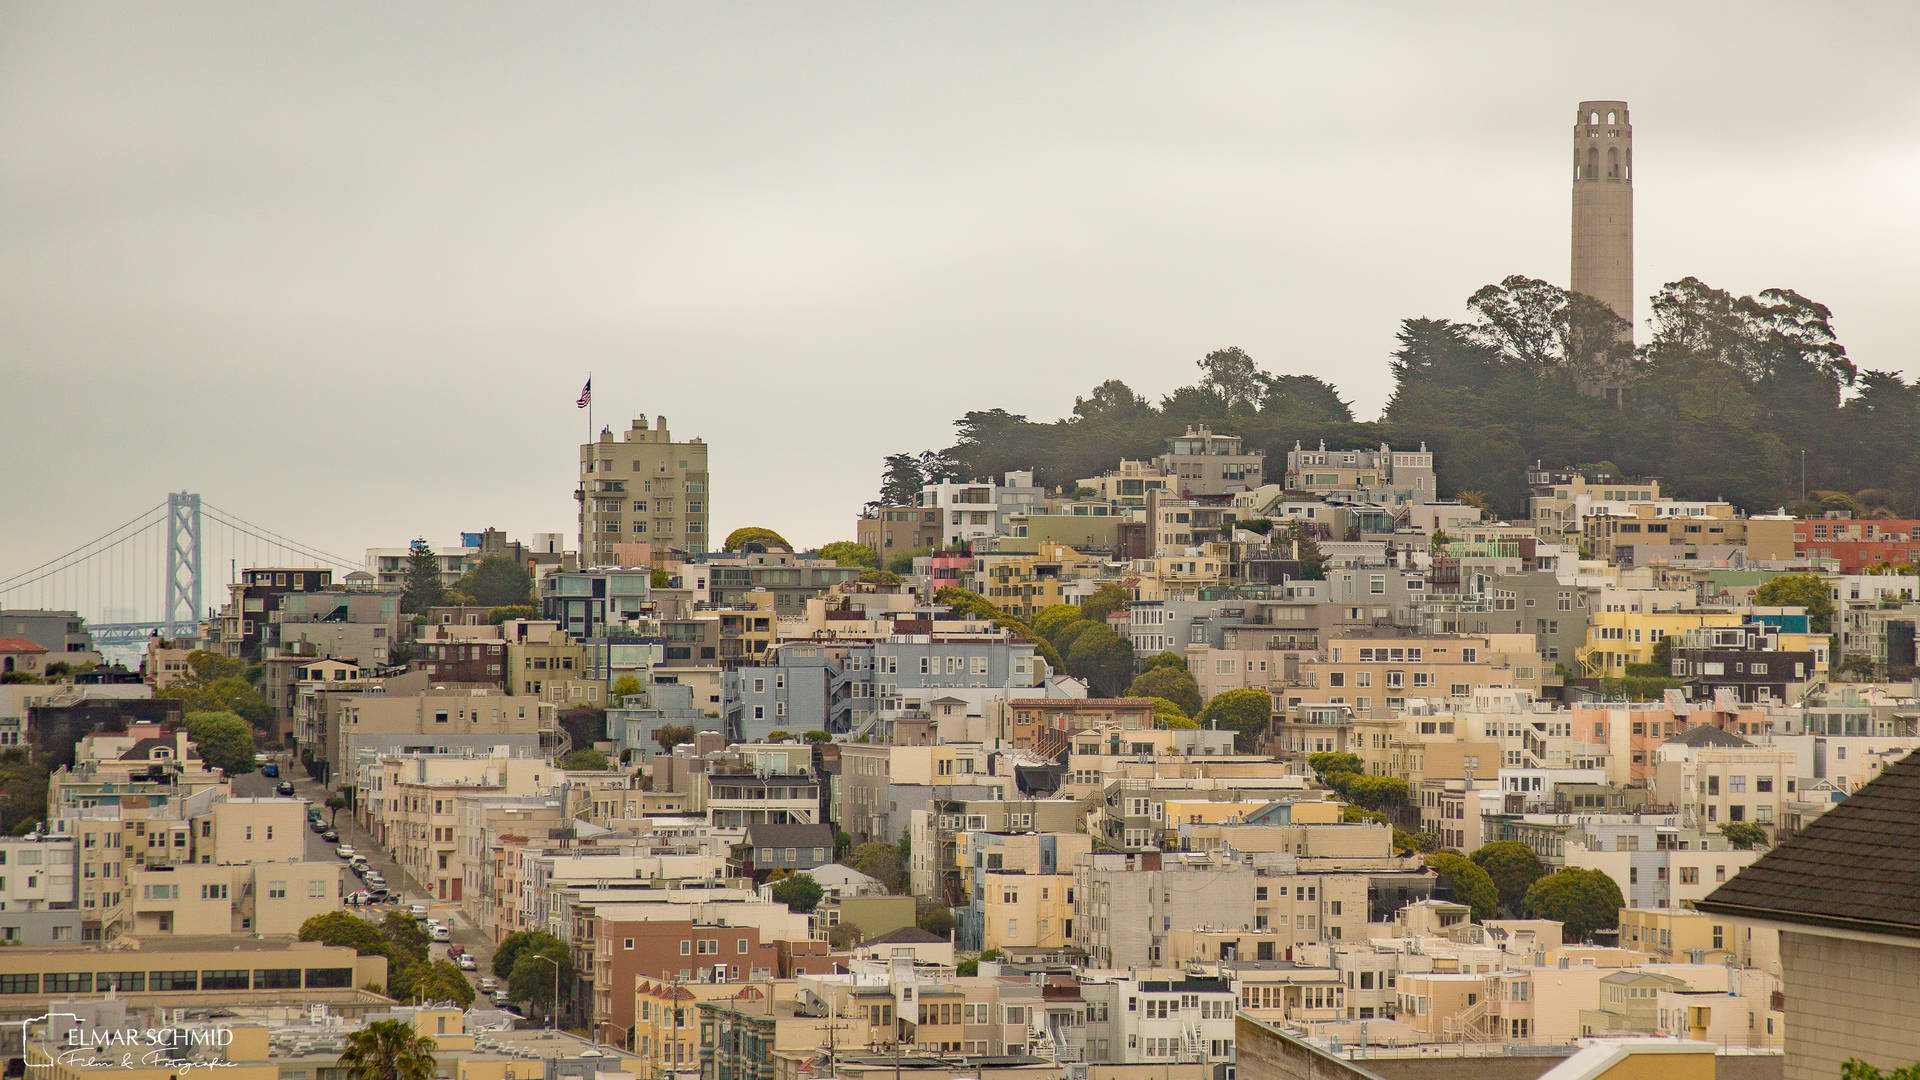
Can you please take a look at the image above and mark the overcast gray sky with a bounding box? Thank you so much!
[5,2,1919,612]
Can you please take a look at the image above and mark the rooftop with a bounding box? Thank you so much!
[1697,748,1920,937]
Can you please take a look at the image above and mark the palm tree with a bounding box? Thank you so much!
[337,1019,436,1080]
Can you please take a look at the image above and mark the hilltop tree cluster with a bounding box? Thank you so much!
[877,276,1920,521]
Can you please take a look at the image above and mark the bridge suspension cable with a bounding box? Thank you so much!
[0,502,167,595]
[200,503,363,571]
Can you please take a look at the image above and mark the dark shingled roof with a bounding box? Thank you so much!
[1696,748,1920,937]
[743,822,834,849]
[860,926,946,946]
[1663,725,1753,749]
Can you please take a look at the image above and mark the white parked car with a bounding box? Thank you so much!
[430,925,451,942]
[456,954,477,970]
[335,845,356,860]
[478,976,498,992]
[409,903,429,919]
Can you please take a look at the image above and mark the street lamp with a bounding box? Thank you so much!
[534,953,563,1031]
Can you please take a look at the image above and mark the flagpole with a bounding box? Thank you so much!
[587,370,593,446]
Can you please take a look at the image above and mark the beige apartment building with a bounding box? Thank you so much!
[579,414,711,564]
[1284,632,1535,719]
[124,859,342,936]
[0,939,387,1025]
[329,688,555,780]
[369,754,564,903]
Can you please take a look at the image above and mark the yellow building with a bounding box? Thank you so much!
[971,544,1101,619]
[1616,907,1738,964]
[1577,609,1743,676]
[980,871,1074,951]
[1286,633,1526,718]
[506,629,600,705]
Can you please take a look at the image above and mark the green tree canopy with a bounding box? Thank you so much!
[877,453,925,506]
[401,541,445,614]
[1127,666,1202,716]
[859,568,902,585]
[724,527,792,552]
[1754,572,1836,634]
[611,674,643,698]
[300,911,389,957]
[452,556,534,607]
[654,724,696,754]
[1524,868,1626,941]
[818,541,879,569]
[1032,605,1085,642]
[486,604,537,624]
[408,959,476,1007]
[803,730,832,744]
[1470,840,1547,917]
[918,905,956,938]
[771,873,824,913]
[1424,852,1498,922]
[848,841,906,893]
[1199,688,1273,751]
[184,710,257,776]
[1720,821,1768,850]
[1079,583,1130,624]
[1149,698,1199,729]
[493,929,567,980]
[1139,651,1187,673]
[1066,624,1135,697]
[1308,752,1365,778]
[508,948,574,1020]
[337,1018,436,1080]
[558,748,612,770]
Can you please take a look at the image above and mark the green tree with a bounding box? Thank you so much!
[651,566,673,588]
[1127,666,1201,716]
[654,724,696,754]
[558,748,612,770]
[765,730,794,743]
[401,541,445,614]
[1393,828,1440,855]
[1079,583,1130,624]
[1149,698,1199,729]
[1470,840,1547,917]
[1199,688,1274,752]
[1308,752,1365,778]
[723,527,791,552]
[818,541,879,569]
[611,674,643,699]
[408,960,476,1007]
[493,929,568,980]
[884,545,932,575]
[1050,619,1096,653]
[300,912,389,957]
[803,730,832,744]
[1720,821,1768,850]
[486,604,537,624]
[918,905,956,938]
[1841,1061,1920,1080]
[452,556,534,607]
[1066,624,1135,697]
[1524,868,1625,941]
[1196,346,1266,413]
[771,873,824,913]
[1032,605,1085,642]
[1424,852,1498,922]
[508,947,574,1022]
[954,958,979,977]
[848,841,906,893]
[184,711,257,776]
[1754,572,1836,634]
[859,568,902,585]
[1139,651,1187,673]
[337,1018,436,1080]
[878,453,926,506]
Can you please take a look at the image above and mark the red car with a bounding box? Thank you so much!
[447,943,465,958]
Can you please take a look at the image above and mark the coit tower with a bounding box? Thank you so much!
[1571,100,1633,331]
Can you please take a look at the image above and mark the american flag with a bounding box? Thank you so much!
[576,379,591,408]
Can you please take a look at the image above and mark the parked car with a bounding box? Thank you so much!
[261,764,279,778]
[456,954,477,971]
[490,990,511,1007]
[345,890,371,906]
[478,976,498,993]
[430,925,451,942]
[309,820,327,834]
[335,846,356,860]
[446,943,465,958]
[409,903,428,919]
[274,781,295,796]
[321,829,339,843]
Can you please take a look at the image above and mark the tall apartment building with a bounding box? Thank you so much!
[579,415,710,565]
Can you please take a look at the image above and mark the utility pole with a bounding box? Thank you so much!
[536,953,562,1032]
[1801,449,1807,505]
